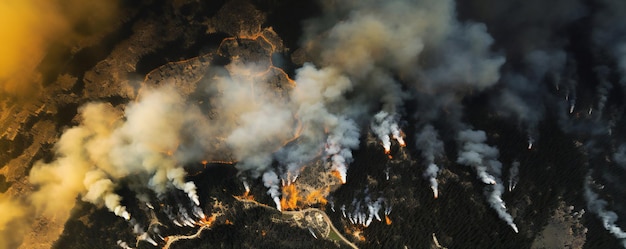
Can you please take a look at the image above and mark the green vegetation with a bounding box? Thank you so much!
[327,229,343,242]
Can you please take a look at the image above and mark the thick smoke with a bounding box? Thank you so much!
[22,0,511,243]
[262,171,282,211]
[30,86,208,223]
[0,196,27,249]
[215,63,297,176]
[0,0,119,100]
[325,117,360,183]
[415,125,444,198]
[11,0,626,246]
[286,64,361,183]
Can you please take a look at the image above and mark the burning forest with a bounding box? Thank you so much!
[2,0,626,248]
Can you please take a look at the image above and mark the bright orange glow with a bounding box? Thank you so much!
[240,190,254,201]
[331,170,345,184]
[347,227,366,242]
[385,215,392,225]
[197,214,216,226]
[280,183,299,211]
[304,188,329,206]
[225,219,233,225]
[279,181,331,211]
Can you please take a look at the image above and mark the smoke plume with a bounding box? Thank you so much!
[0,0,119,100]
[0,196,27,249]
[415,125,444,198]
[585,175,626,247]
[456,129,517,232]
[11,0,626,246]
[30,86,209,224]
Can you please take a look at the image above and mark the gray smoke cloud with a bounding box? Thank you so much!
[494,50,567,142]
[18,0,626,246]
[593,0,626,85]
[30,86,212,223]
[467,0,586,142]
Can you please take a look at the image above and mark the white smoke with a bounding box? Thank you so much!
[415,125,444,198]
[585,175,626,247]
[456,130,499,185]
[371,111,405,154]
[456,129,517,232]
[325,117,360,183]
[262,171,282,211]
[117,240,135,249]
[345,196,387,227]
[508,161,520,192]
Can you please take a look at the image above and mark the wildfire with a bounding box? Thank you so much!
[241,190,254,201]
[346,227,367,242]
[304,188,329,206]
[279,182,331,211]
[280,183,299,211]
[331,170,346,184]
[196,214,216,226]
[393,130,407,147]
[385,215,392,225]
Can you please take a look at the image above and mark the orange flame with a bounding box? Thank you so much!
[305,188,329,206]
[197,214,216,226]
[241,190,254,201]
[331,170,345,184]
[385,215,392,225]
[280,183,299,211]
[347,227,367,242]
[279,182,331,211]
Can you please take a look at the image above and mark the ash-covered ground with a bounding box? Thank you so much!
[2,0,626,249]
